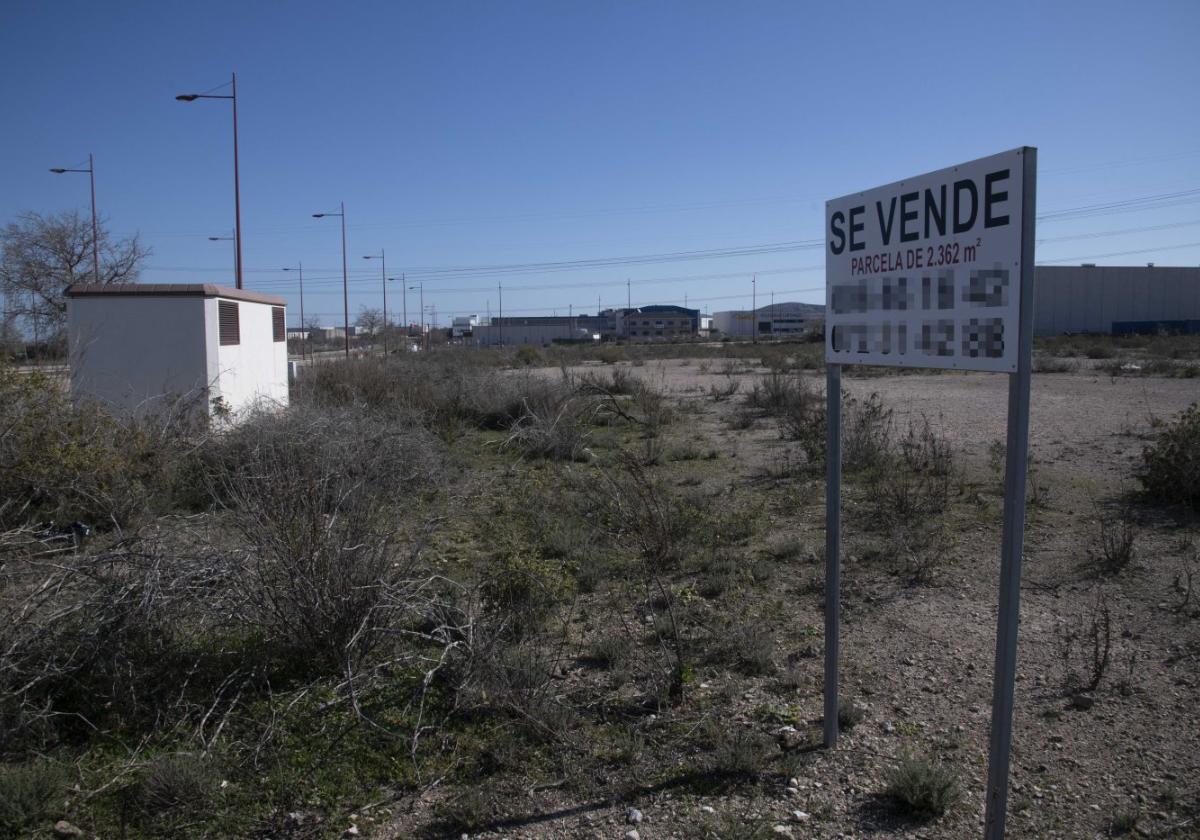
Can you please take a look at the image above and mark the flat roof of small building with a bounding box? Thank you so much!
[64,283,286,306]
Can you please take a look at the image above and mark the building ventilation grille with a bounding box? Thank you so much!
[272,306,285,342]
[219,300,240,346]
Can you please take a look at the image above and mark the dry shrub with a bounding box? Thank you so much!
[294,355,566,434]
[1138,402,1200,511]
[1058,591,1113,697]
[745,372,815,415]
[0,364,202,531]
[1088,507,1138,575]
[579,366,639,395]
[213,406,440,670]
[793,391,892,472]
[500,395,594,461]
[0,530,239,751]
[136,752,219,816]
[0,759,67,835]
[885,754,962,818]
[704,721,771,778]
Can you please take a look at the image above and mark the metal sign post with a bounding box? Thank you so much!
[822,148,1036,838]
[823,362,842,748]
[983,146,1038,840]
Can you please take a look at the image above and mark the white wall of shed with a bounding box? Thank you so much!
[207,297,289,415]
[67,295,211,415]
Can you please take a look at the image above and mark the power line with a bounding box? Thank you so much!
[1038,241,1200,264]
[1036,219,1200,244]
[1037,187,1200,223]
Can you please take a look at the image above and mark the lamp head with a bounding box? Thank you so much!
[49,168,67,174]
[175,94,200,102]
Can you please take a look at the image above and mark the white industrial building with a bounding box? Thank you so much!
[451,315,479,339]
[712,301,825,338]
[65,284,289,420]
[472,323,595,347]
[1033,265,1200,335]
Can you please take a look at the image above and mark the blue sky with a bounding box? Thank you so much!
[3,0,1199,327]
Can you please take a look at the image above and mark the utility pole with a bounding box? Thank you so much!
[282,263,306,359]
[752,274,757,344]
[498,283,504,347]
[626,278,631,310]
[362,250,387,355]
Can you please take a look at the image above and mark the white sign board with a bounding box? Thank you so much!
[825,148,1027,372]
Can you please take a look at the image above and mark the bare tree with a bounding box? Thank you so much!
[355,306,384,336]
[0,210,151,331]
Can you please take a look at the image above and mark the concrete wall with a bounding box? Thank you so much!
[68,295,211,415]
[207,297,290,415]
[1033,266,1200,335]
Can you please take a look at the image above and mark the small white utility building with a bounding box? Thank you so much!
[65,284,289,419]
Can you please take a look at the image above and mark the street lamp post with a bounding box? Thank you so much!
[176,73,243,289]
[388,274,407,349]
[313,203,349,358]
[363,250,387,355]
[408,282,424,351]
[208,232,235,284]
[282,263,306,360]
[49,153,100,284]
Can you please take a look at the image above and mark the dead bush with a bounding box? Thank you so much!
[1058,591,1113,699]
[0,530,239,752]
[745,372,816,417]
[213,407,438,671]
[579,366,639,395]
[796,391,893,472]
[500,396,594,461]
[293,355,567,435]
[1088,507,1138,575]
[897,415,955,477]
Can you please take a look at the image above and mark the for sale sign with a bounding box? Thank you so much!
[825,148,1028,372]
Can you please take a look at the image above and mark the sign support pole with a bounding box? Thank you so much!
[983,147,1037,840]
[823,362,842,748]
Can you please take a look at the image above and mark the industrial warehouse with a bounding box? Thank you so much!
[455,266,1200,347]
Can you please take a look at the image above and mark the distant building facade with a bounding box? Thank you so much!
[1033,265,1200,336]
[712,301,825,338]
[614,305,699,341]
